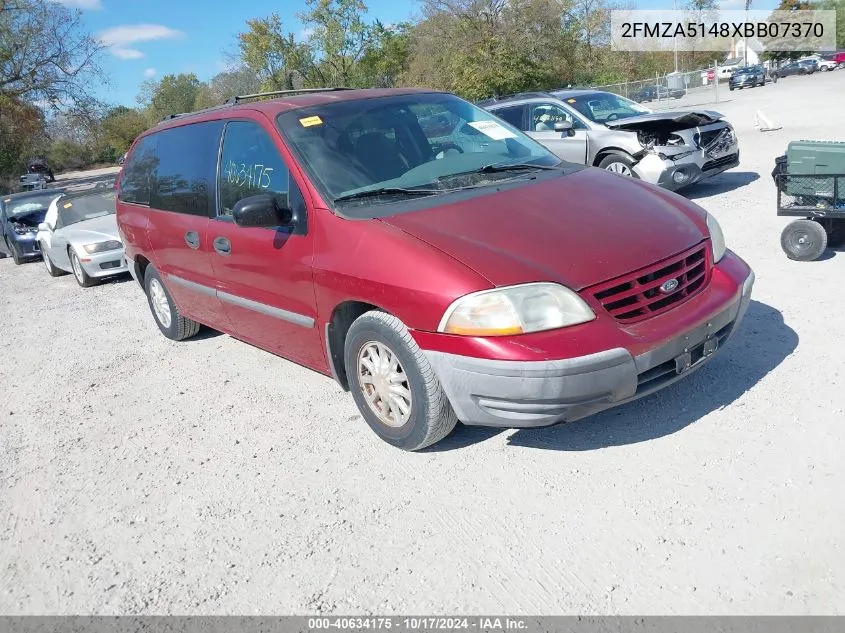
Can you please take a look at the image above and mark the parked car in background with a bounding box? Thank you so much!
[479,89,739,191]
[828,52,845,68]
[18,173,47,191]
[27,158,55,182]
[1,189,64,264]
[631,84,686,102]
[36,188,128,286]
[118,151,128,166]
[770,61,814,81]
[803,55,837,71]
[729,65,766,90]
[116,87,753,451]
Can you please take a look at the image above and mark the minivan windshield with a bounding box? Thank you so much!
[557,92,651,124]
[277,92,564,213]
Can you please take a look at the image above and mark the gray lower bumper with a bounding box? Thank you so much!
[425,271,754,428]
[635,149,740,192]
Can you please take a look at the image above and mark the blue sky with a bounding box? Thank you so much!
[60,0,779,107]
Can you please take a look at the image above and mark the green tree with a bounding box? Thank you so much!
[0,0,106,105]
[237,13,311,90]
[137,73,202,121]
[0,95,46,191]
[298,0,377,86]
[101,106,148,156]
[355,21,411,87]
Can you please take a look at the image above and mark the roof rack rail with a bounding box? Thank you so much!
[160,112,187,122]
[475,90,555,105]
[225,87,355,105]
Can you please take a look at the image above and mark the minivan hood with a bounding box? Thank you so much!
[379,169,708,290]
[604,110,724,130]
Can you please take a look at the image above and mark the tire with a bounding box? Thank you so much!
[343,310,458,451]
[41,244,64,277]
[69,248,97,287]
[772,74,778,83]
[143,265,201,341]
[729,85,735,91]
[820,66,828,72]
[598,153,638,178]
[781,219,828,261]
[8,239,23,265]
[839,62,845,69]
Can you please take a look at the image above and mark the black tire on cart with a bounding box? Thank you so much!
[781,219,828,261]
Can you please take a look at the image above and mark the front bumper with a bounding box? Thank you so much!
[635,147,740,192]
[79,248,129,278]
[424,263,755,428]
[9,235,41,260]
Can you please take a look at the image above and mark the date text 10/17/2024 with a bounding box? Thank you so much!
[307,617,528,631]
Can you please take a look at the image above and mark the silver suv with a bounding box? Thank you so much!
[478,89,739,192]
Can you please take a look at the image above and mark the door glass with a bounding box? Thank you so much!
[529,103,585,131]
[218,121,291,217]
[493,105,526,130]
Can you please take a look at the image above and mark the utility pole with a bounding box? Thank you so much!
[744,0,751,67]
[673,0,679,73]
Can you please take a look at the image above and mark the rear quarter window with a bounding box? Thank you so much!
[119,135,157,206]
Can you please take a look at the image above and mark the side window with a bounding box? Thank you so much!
[218,121,291,217]
[493,105,526,130]
[150,121,224,217]
[530,103,587,131]
[118,135,157,206]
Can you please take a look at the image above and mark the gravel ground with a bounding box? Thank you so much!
[1,72,844,615]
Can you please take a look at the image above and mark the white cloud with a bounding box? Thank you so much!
[298,27,315,40]
[54,0,102,9]
[143,67,157,78]
[113,48,144,59]
[97,24,184,59]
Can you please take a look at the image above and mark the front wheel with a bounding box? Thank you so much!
[781,219,828,261]
[598,153,637,178]
[70,249,97,287]
[344,311,458,451]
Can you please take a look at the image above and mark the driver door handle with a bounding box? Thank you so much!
[213,236,231,256]
[184,231,200,249]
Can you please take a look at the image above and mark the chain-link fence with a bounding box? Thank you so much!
[591,66,728,110]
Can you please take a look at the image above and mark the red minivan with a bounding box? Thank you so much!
[116,87,754,451]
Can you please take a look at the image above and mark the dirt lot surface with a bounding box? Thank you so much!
[2,73,844,615]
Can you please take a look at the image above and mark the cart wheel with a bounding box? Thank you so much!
[781,219,828,261]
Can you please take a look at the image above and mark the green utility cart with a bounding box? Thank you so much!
[774,140,845,261]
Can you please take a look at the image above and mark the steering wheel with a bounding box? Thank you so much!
[605,113,619,121]
[435,141,464,156]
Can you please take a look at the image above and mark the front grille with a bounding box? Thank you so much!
[694,127,733,149]
[32,241,40,251]
[702,153,739,172]
[586,244,711,323]
[99,260,122,270]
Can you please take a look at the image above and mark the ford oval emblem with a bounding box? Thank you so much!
[660,278,680,294]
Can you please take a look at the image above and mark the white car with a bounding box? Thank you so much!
[35,188,128,287]
[800,55,837,71]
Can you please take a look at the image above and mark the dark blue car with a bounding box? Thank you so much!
[1,189,65,265]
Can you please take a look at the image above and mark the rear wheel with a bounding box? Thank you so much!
[344,310,458,451]
[143,265,201,340]
[781,219,828,261]
[598,153,637,178]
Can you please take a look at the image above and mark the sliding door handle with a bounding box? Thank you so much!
[213,236,231,256]
[184,231,200,249]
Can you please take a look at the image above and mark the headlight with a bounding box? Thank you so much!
[706,213,726,263]
[438,282,596,336]
[83,240,122,254]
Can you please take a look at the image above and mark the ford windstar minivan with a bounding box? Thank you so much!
[116,87,754,451]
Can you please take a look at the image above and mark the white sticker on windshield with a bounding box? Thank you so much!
[468,120,517,140]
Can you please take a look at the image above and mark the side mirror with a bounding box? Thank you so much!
[37,222,50,232]
[232,193,294,229]
[554,121,575,136]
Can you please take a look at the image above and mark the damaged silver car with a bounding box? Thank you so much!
[478,89,739,191]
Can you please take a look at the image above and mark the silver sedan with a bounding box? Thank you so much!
[35,188,128,287]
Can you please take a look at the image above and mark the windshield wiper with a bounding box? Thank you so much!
[476,162,563,173]
[333,187,442,203]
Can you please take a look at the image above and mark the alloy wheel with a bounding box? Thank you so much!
[356,341,413,428]
[148,278,172,328]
